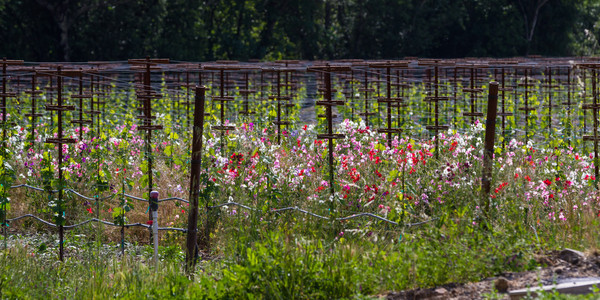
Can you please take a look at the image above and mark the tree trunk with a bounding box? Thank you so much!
[517,0,549,56]
[58,17,71,61]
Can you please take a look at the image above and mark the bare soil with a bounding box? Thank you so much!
[387,250,600,300]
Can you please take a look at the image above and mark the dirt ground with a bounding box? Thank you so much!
[387,249,600,300]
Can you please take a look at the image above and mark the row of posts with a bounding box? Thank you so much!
[0,58,599,271]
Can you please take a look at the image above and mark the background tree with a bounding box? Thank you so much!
[0,0,597,61]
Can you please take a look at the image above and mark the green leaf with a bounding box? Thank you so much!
[164,145,173,156]
[387,169,398,182]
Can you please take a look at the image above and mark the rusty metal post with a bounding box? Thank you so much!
[57,68,65,261]
[594,69,598,185]
[309,64,349,206]
[564,67,573,145]
[276,70,282,144]
[25,68,42,142]
[186,86,206,272]
[204,64,236,151]
[358,68,375,127]
[583,65,599,188]
[371,61,408,147]
[186,71,191,127]
[145,60,154,222]
[482,82,499,217]
[1,58,23,139]
[70,69,92,141]
[420,60,450,158]
[385,66,392,146]
[497,66,514,149]
[128,57,168,225]
[324,69,335,197]
[1,58,6,140]
[45,66,76,261]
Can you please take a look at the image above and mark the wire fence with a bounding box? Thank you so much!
[7,184,435,232]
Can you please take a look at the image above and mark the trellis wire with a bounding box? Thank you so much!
[8,184,433,228]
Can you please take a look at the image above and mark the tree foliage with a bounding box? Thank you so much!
[0,0,596,61]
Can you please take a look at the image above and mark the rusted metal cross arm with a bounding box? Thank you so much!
[368,61,409,68]
[131,66,162,71]
[136,115,157,120]
[357,88,375,92]
[583,136,600,142]
[24,90,44,95]
[423,96,450,102]
[70,94,92,99]
[317,114,338,118]
[316,134,345,139]
[46,138,77,144]
[212,96,235,102]
[455,64,488,69]
[378,98,406,103]
[275,60,300,64]
[272,121,290,125]
[268,95,291,100]
[316,100,344,106]
[318,87,338,93]
[307,65,351,72]
[128,58,170,65]
[212,125,236,131]
[577,63,600,69]
[425,125,450,131]
[71,120,92,124]
[377,128,403,133]
[137,125,163,131]
[463,112,485,116]
[1,58,24,66]
[203,65,240,71]
[45,105,75,111]
[238,89,256,94]
[463,88,484,93]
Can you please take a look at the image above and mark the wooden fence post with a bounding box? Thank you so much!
[186,86,206,272]
[482,81,499,219]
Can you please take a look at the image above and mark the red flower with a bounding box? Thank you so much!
[544,179,552,186]
[146,220,153,225]
[549,194,554,199]
[87,207,93,214]
[514,173,519,179]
